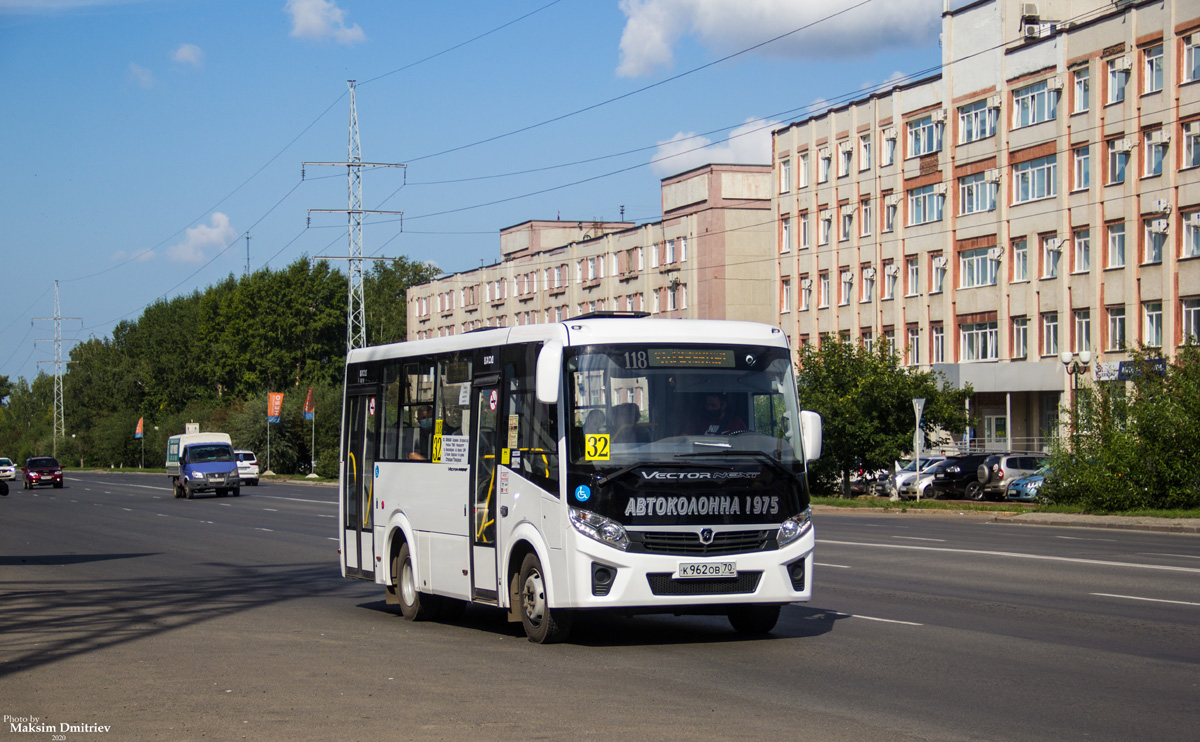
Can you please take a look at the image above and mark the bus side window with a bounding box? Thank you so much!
[400,360,437,461]
[510,344,559,495]
[380,362,402,460]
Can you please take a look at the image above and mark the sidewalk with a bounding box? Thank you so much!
[812,504,1200,534]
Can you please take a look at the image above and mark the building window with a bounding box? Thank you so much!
[819,213,832,245]
[908,114,943,157]
[840,271,853,305]
[1185,211,1200,259]
[861,267,875,302]
[909,184,944,225]
[1144,302,1163,347]
[818,151,831,182]
[1187,35,1200,83]
[859,134,871,170]
[959,172,997,214]
[861,199,872,237]
[960,322,998,362]
[1042,236,1061,278]
[1073,68,1090,113]
[636,249,644,271]
[818,273,830,308]
[1013,155,1057,203]
[878,133,897,168]
[1108,223,1126,267]
[931,256,946,293]
[882,264,896,300]
[1107,306,1126,349]
[1012,80,1058,128]
[959,99,997,144]
[799,277,810,311]
[1107,57,1129,104]
[798,153,809,187]
[905,257,919,296]
[1012,239,1029,282]
[1073,146,1090,190]
[1013,317,1029,359]
[907,327,920,366]
[1143,130,1166,177]
[959,247,998,288]
[1182,298,1200,344]
[1186,124,1200,169]
[839,145,852,177]
[1144,221,1166,264]
[1075,309,1092,352]
[1108,139,1129,183]
[840,207,853,241]
[861,330,874,353]
[779,158,791,193]
[780,216,791,253]
[1074,228,1091,273]
[1143,44,1163,94]
[1042,313,1059,356]
[665,239,675,264]
[932,325,945,363]
[800,213,810,249]
[884,200,897,232]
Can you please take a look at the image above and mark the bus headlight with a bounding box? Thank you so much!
[776,506,813,548]
[569,508,629,551]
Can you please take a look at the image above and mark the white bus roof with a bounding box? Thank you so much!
[347,318,789,365]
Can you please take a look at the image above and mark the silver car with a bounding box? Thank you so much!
[897,458,947,500]
[0,457,15,481]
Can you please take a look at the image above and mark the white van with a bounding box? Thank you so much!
[235,450,260,486]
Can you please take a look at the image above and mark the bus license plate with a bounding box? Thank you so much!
[675,562,736,579]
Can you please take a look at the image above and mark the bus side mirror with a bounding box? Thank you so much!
[536,340,563,405]
[800,410,822,463]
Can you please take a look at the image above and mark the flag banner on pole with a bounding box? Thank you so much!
[268,392,284,424]
[303,387,315,421]
[135,417,144,439]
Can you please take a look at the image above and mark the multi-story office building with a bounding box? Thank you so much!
[774,0,1200,450]
[407,163,776,338]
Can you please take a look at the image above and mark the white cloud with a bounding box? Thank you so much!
[285,0,365,45]
[649,117,779,178]
[171,43,204,68]
[166,213,237,263]
[127,62,154,88]
[617,0,940,78]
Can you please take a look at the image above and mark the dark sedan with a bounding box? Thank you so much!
[23,456,63,489]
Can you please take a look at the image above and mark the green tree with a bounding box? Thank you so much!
[363,256,440,345]
[797,335,973,496]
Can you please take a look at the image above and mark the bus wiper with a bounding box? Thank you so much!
[676,450,803,486]
[596,459,734,486]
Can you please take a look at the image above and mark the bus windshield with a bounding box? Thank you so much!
[566,344,803,469]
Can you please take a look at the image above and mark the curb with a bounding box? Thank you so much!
[812,504,1200,535]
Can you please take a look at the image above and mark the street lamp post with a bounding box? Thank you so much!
[1059,350,1092,448]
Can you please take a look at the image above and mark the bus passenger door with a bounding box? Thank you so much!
[469,379,501,601]
[342,387,377,580]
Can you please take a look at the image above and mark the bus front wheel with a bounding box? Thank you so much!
[517,553,572,644]
[727,605,781,636]
[395,543,434,621]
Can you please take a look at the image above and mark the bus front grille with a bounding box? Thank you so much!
[646,571,762,596]
[635,530,773,556]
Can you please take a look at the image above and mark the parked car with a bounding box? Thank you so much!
[977,453,1047,499]
[235,450,260,486]
[928,454,991,500]
[23,456,63,489]
[896,457,948,500]
[0,457,16,480]
[1007,465,1051,502]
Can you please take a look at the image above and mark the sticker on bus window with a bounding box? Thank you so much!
[508,415,519,448]
[501,448,511,466]
[584,434,610,461]
[431,435,443,463]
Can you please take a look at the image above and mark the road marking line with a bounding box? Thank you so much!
[78,479,172,492]
[1091,593,1200,607]
[1140,553,1200,560]
[219,503,232,507]
[1056,535,1117,542]
[328,537,339,541]
[820,539,1200,573]
[258,495,334,505]
[123,508,132,512]
[157,513,168,517]
[317,514,336,518]
[827,611,923,626]
[894,536,945,542]
[256,528,274,532]
[815,562,851,569]
[262,508,278,512]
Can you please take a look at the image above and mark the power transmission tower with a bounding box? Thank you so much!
[303,80,405,351]
[33,280,82,458]
[244,233,252,277]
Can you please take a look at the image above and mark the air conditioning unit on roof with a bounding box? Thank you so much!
[1024,24,1042,40]
[1021,3,1040,20]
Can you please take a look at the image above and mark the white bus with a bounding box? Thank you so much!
[339,316,822,643]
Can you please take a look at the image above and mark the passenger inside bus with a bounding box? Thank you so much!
[684,393,748,435]
[406,405,435,461]
[611,402,649,444]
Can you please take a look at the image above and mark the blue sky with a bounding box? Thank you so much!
[0,0,941,384]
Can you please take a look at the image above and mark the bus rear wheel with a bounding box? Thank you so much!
[517,553,572,644]
[395,543,434,621]
[727,605,781,636]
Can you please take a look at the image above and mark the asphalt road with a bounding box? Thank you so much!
[1,471,1197,741]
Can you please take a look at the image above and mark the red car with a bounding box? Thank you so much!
[23,456,63,489]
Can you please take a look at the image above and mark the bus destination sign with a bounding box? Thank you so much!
[648,348,735,368]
